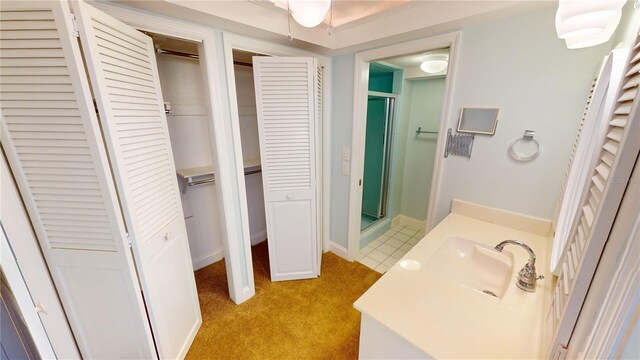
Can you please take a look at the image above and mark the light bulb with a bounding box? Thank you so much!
[289,0,331,28]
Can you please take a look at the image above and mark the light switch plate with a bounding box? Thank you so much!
[342,161,350,175]
[342,146,350,161]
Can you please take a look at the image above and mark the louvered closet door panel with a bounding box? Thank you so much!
[547,33,640,357]
[0,2,155,358]
[316,65,323,269]
[253,57,319,281]
[71,2,200,359]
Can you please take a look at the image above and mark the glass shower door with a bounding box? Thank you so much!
[361,95,395,230]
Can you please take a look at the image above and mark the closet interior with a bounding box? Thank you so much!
[148,33,225,271]
[232,50,269,248]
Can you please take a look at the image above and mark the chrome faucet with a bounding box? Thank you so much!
[494,240,544,293]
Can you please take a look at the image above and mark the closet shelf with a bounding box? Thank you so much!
[244,159,262,175]
[177,165,215,193]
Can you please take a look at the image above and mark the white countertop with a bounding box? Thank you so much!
[354,213,553,359]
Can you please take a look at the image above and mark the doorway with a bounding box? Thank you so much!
[347,33,461,262]
[147,33,226,272]
[361,94,396,231]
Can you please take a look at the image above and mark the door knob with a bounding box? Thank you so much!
[286,193,293,200]
[164,232,172,241]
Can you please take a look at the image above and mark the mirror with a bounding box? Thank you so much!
[457,107,499,135]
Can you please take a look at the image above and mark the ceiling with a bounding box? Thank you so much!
[268,0,412,28]
[106,1,550,54]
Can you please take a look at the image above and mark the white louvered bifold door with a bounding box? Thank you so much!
[0,1,156,358]
[71,2,201,358]
[546,32,640,359]
[253,57,319,281]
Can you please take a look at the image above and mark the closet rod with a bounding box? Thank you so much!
[156,48,199,59]
[155,48,254,68]
[244,169,262,176]
[233,61,253,67]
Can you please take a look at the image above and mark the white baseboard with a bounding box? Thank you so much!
[392,214,426,231]
[192,249,224,271]
[328,241,349,260]
[250,230,267,246]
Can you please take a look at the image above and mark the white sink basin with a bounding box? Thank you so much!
[424,236,514,298]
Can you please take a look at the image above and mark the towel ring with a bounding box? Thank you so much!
[509,130,541,162]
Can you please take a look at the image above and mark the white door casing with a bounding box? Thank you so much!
[0,1,155,358]
[71,1,201,358]
[253,56,320,281]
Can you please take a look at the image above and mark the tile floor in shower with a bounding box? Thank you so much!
[358,224,425,273]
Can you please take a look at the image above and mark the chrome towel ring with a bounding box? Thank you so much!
[509,130,541,162]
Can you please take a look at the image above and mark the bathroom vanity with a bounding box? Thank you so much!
[354,200,553,359]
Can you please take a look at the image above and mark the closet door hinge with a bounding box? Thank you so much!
[70,13,80,37]
[125,234,132,248]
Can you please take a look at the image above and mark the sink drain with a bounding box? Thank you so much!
[482,290,498,298]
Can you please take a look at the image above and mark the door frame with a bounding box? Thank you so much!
[363,91,398,224]
[93,3,254,304]
[221,33,332,282]
[347,32,461,261]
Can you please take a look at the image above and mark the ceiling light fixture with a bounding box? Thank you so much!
[555,0,626,48]
[420,54,448,74]
[288,0,331,28]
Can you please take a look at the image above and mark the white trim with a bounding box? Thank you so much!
[251,231,268,246]
[575,155,640,359]
[221,33,332,274]
[347,32,462,261]
[1,227,56,359]
[581,216,639,359]
[94,2,255,304]
[192,249,225,271]
[328,241,349,260]
[392,215,425,231]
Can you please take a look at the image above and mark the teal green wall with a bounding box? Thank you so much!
[368,73,394,93]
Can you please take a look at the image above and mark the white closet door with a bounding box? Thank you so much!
[253,57,319,281]
[0,1,155,358]
[71,2,201,358]
[546,33,640,359]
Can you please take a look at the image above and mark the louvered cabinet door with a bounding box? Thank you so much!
[71,2,201,358]
[546,33,640,358]
[253,57,319,281]
[0,1,156,358]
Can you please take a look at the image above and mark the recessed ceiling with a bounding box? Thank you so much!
[104,0,550,53]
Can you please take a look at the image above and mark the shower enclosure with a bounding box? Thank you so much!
[361,94,396,230]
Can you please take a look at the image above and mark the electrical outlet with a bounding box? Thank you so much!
[342,146,350,161]
[342,161,350,175]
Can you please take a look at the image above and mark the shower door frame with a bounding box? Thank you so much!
[361,92,397,228]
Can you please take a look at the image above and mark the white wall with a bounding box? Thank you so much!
[329,6,612,249]
[389,79,411,220]
[233,64,267,245]
[400,77,445,221]
[329,54,355,247]
[157,54,225,269]
[433,7,612,223]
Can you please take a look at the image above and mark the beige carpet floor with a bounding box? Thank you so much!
[185,242,381,360]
